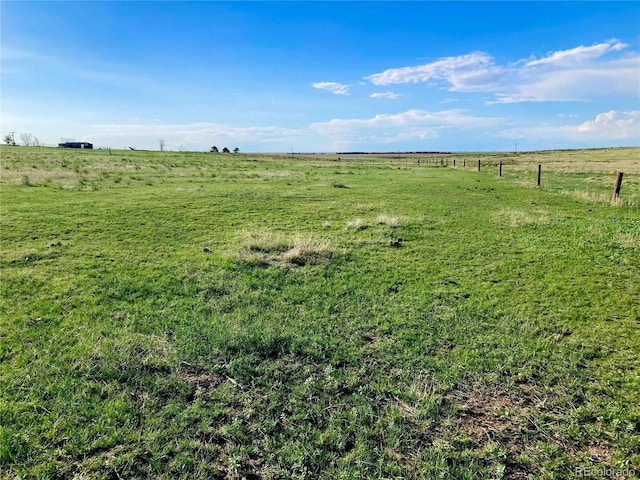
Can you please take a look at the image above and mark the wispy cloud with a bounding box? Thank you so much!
[312,109,500,132]
[491,56,638,104]
[310,109,501,150]
[84,122,304,150]
[0,46,54,64]
[370,91,400,99]
[365,40,639,103]
[524,40,627,67]
[312,82,350,95]
[2,44,166,94]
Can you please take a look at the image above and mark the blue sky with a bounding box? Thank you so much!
[1,1,639,152]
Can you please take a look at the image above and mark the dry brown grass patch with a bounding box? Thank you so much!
[562,189,639,207]
[493,208,550,227]
[237,230,333,266]
[376,214,400,227]
[615,231,639,249]
[346,218,367,230]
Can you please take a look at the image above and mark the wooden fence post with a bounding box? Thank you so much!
[537,165,541,187]
[499,161,503,177]
[477,159,481,172]
[463,159,466,168]
[453,159,456,168]
[612,172,624,203]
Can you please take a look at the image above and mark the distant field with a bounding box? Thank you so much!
[1,146,638,479]
[295,147,640,207]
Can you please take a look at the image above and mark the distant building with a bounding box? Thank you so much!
[58,142,93,149]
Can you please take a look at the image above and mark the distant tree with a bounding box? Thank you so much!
[159,139,166,152]
[20,132,33,146]
[222,147,230,153]
[3,134,14,145]
[32,136,40,147]
[233,147,239,154]
[210,146,219,153]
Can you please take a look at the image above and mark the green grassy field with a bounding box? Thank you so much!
[1,146,639,479]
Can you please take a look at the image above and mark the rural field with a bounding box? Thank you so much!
[1,146,639,479]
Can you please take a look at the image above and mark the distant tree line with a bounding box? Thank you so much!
[3,132,42,146]
[210,146,239,153]
[2,134,84,147]
[336,151,453,155]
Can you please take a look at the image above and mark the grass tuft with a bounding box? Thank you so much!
[280,238,333,266]
[84,333,175,380]
[562,189,639,207]
[376,214,400,228]
[238,231,333,266]
[493,208,550,227]
[346,218,366,230]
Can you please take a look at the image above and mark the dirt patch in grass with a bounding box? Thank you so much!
[435,381,628,479]
[584,444,614,463]
[361,330,397,350]
[177,364,227,391]
[436,383,556,479]
[452,387,530,441]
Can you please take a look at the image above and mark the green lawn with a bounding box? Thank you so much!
[1,146,639,479]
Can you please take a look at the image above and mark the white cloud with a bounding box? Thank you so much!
[312,109,499,131]
[496,110,640,141]
[524,39,627,67]
[491,56,639,104]
[575,110,639,138]
[366,52,500,91]
[370,91,401,99]
[310,109,501,150]
[365,40,639,103]
[312,82,350,95]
